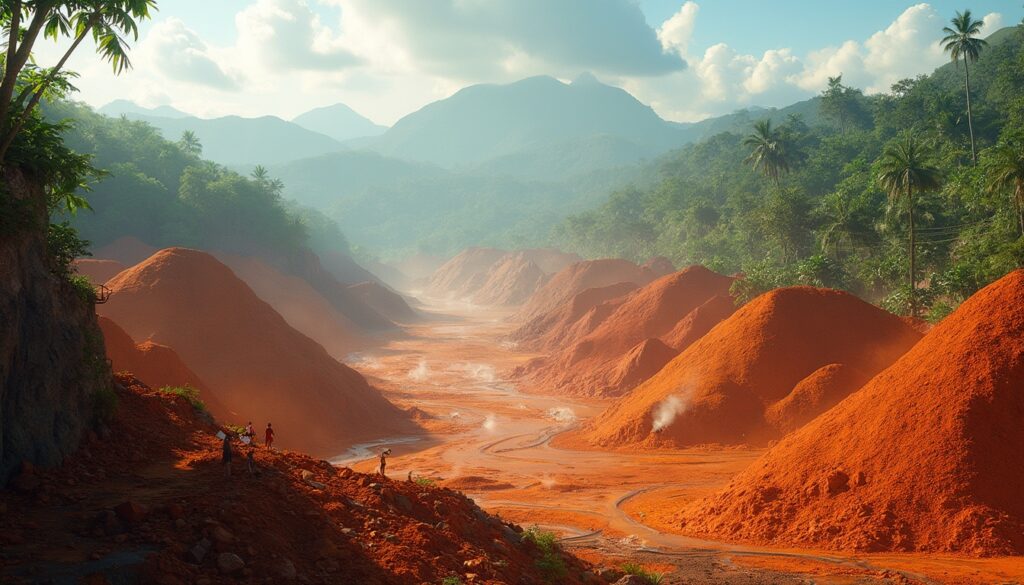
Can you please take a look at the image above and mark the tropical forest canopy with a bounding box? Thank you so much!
[556,22,1024,320]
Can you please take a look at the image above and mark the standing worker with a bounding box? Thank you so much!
[379,448,391,477]
[265,422,275,450]
[222,433,233,478]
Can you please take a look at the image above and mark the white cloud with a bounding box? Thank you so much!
[139,18,238,90]
[331,0,685,80]
[235,0,360,72]
[628,2,973,122]
[657,1,699,56]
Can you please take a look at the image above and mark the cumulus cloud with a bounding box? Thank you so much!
[235,0,360,72]
[332,0,684,79]
[627,2,996,122]
[139,18,237,90]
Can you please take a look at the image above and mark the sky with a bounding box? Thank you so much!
[34,1,1023,125]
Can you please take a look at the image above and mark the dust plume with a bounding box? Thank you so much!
[408,358,430,381]
[546,406,576,423]
[651,390,692,433]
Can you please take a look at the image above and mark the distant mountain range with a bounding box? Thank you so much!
[94,73,829,256]
[292,103,387,142]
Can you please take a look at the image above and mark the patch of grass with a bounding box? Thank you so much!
[414,477,436,487]
[621,562,664,584]
[159,385,206,412]
[522,526,567,582]
[441,576,463,585]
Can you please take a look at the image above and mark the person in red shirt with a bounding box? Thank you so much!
[264,422,275,450]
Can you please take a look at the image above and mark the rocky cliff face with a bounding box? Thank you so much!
[0,168,108,485]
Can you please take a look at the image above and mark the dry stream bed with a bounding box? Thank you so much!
[340,298,1023,585]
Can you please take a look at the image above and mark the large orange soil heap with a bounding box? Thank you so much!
[518,266,735,397]
[97,316,226,413]
[679,271,1024,555]
[471,252,549,306]
[427,247,579,305]
[215,253,364,359]
[509,281,639,351]
[99,248,411,455]
[426,247,508,298]
[347,281,420,323]
[73,258,127,285]
[572,287,921,447]
[515,258,656,323]
[92,236,158,266]
[0,374,592,584]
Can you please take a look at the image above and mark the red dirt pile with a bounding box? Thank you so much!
[571,287,922,447]
[471,252,549,306]
[509,281,639,351]
[661,294,736,351]
[99,248,412,456]
[427,247,508,298]
[91,236,157,265]
[427,247,579,306]
[0,374,594,584]
[73,258,127,285]
[515,258,657,323]
[517,266,735,397]
[215,253,363,359]
[678,270,1024,555]
[97,316,226,413]
[516,248,581,274]
[347,281,420,323]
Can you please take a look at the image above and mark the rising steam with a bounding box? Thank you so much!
[408,359,430,382]
[482,413,498,432]
[651,391,691,433]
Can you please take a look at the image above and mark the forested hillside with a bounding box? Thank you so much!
[46,102,353,267]
[558,25,1024,319]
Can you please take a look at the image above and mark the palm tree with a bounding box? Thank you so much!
[743,120,792,185]
[178,130,202,156]
[877,134,944,317]
[985,143,1024,236]
[942,10,988,164]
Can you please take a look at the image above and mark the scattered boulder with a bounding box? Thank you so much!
[217,552,245,574]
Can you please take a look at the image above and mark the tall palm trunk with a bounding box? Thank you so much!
[908,184,917,318]
[1016,180,1024,237]
[964,58,977,165]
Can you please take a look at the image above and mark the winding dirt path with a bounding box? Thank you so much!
[337,296,1023,585]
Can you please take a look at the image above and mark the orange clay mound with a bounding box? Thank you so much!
[763,363,869,435]
[472,252,549,306]
[91,235,157,265]
[517,248,581,274]
[0,373,591,584]
[97,317,229,415]
[72,258,127,285]
[679,270,1024,555]
[519,266,735,397]
[100,248,411,456]
[574,286,922,447]
[347,280,420,323]
[214,253,363,359]
[426,247,508,298]
[661,293,736,351]
[643,256,676,277]
[606,338,679,393]
[285,248,397,332]
[515,258,656,323]
[509,281,639,351]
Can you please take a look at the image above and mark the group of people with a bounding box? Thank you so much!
[221,421,276,477]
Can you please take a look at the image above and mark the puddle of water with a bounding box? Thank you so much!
[329,436,422,466]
